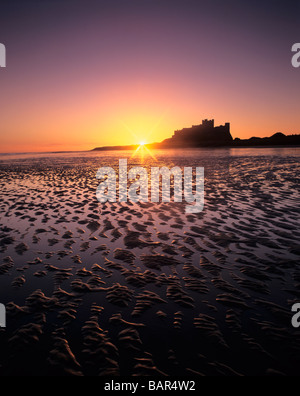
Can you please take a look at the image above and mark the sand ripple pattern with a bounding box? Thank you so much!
[0,151,299,375]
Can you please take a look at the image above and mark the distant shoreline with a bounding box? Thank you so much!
[1,138,300,156]
[92,134,300,151]
[91,144,300,151]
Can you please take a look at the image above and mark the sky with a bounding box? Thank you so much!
[0,0,299,153]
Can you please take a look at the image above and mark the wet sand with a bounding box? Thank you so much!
[0,149,299,376]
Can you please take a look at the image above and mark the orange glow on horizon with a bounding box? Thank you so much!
[1,77,299,154]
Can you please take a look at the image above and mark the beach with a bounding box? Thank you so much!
[0,147,299,376]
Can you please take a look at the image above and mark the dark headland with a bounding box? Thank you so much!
[92,119,300,151]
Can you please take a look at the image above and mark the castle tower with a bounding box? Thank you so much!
[202,119,214,128]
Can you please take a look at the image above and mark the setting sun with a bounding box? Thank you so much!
[130,139,157,162]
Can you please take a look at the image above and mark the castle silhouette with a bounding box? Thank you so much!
[159,119,232,147]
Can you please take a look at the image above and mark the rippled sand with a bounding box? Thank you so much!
[0,149,299,376]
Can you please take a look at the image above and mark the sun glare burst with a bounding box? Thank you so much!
[130,141,157,161]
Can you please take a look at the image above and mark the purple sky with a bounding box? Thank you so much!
[0,0,299,152]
